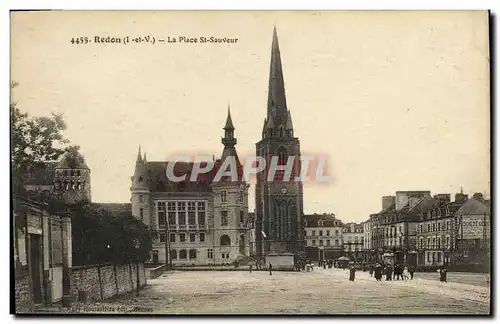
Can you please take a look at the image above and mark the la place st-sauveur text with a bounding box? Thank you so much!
[70,36,239,45]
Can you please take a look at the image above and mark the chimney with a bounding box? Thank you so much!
[382,196,396,210]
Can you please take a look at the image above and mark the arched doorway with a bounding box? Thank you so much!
[220,235,231,246]
[239,234,245,255]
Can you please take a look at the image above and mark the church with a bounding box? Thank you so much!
[131,27,305,265]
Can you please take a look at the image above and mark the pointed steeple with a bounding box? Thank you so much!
[285,110,294,130]
[266,114,275,129]
[143,152,147,164]
[224,104,235,130]
[267,26,287,121]
[136,145,143,164]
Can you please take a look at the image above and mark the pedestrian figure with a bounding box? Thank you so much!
[439,266,447,282]
[374,263,382,281]
[385,265,392,281]
[409,265,415,280]
[249,264,252,273]
[369,264,374,277]
[349,265,356,281]
[323,262,326,269]
[402,267,409,280]
[269,262,273,276]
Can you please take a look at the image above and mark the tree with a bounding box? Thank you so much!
[11,82,76,194]
[69,201,153,266]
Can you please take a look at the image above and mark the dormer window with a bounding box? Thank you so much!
[139,195,143,203]
[221,190,227,203]
[318,220,323,227]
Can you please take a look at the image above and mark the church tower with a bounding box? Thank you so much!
[130,146,152,226]
[53,148,92,204]
[212,106,250,262]
[255,27,305,257]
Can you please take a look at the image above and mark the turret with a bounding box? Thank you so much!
[130,145,151,225]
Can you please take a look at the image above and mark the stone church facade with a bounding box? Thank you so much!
[255,28,305,257]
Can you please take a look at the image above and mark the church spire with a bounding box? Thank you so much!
[286,110,294,131]
[224,104,235,130]
[136,145,143,164]
[267,26,287,121]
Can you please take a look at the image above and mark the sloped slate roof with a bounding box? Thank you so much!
[304,214,339,227]
[145,161,215,193]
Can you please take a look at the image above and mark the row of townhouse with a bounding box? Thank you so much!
[303,213,364,262]
[363,190,490,267]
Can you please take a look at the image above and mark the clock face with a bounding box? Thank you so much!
[281,187,287,194]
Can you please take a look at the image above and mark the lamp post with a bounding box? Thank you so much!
[133,239,140,297]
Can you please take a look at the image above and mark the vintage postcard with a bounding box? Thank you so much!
[11,10,491,315]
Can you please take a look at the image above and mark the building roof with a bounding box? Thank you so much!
[304,213,340,227]
[145,161,215,193]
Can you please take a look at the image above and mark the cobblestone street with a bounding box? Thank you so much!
[62,267,490,315]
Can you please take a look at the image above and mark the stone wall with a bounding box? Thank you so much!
[14,268,32,313]
[71,262,146,302]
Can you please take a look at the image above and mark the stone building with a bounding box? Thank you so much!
[22,148,91,204]
[131,109,252,266]
[304,213,344,262]
[14,195,72,312]
[365,189,490,268]
[255,27,305,257]
[342,222,364,261]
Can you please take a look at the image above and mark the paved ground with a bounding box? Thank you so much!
[46,267,491,315]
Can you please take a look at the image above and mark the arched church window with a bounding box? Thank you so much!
[277,147,287,165]
[220,235,231,246]
[279,126,284,137]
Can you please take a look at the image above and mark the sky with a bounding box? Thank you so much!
[10,11,490,223]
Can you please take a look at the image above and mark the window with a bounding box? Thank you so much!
[427,238,431,248]
[326,230,330,236]
[326,240,330,246]
[427,252,431,263]
[432,238,436,249]
[312,240,316,246]
[139,195,143,203]
[179,233,186,242]
[319,240,323,246]
[432,252,436,262]
[169,233,176,242]
[437,252,441,263]
[178,202,186,225]
[221,211,228,226]
[420,224,423,233]
[170,250,177,260]
[159,233,165,242]
[140,208,144,220]
[420,238,424,249]
[319,230,323,236]
[197,202,206,225]
[239,192,244,203]
[437,237,441,249]
[189,249,197,259]
[168,202,176,225]
[446,221,450,231]
[158,202,166,226]
[199,233,205,242]
[312,230,316,237]
[432,223,436,232]
[335,239,339,246]
[179,250,187,259]
[438,222,441,231]
[221,253,230,259]
[189,233,196,242]
[188,202,196,225]
[446,236,450,248]
[207,249,214,259]
[335,230,339,236]
[221,191,227,203]
[427,224,431,232]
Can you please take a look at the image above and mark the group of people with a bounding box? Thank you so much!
[369,263,416,281]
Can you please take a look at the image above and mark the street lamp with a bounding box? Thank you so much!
[133,238,140,297]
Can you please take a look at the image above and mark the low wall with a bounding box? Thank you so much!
[71,262,147,302]
[146,264,167,279]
